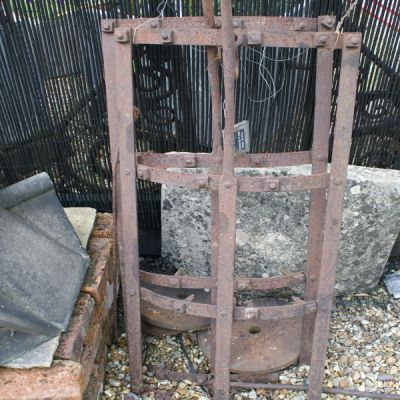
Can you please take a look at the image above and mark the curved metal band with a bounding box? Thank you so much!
[137,165,330,192]
[140,271,215,289]
[140,287,316,320]
[136,150,311,169]
[140,270,305,290]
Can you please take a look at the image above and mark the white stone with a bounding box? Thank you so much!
[162,165,400,295]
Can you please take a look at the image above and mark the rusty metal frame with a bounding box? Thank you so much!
[100,5,398,400]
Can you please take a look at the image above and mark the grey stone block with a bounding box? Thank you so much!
[161,165,400,295]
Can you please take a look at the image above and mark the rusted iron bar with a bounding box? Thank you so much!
[113,27,143,387]
[140,270,305,290]
[201,0,223,373]
[230,382,400,399]
[212,1,240,396]
[101,18,121,340]
[121,29,344,48]
[307,35,362,400]
[117,16,318,32]
[136,165,330,192]
[300,16,335,364]
[136,150,312,168]
[148,366,280,385]
[141,286,316,320]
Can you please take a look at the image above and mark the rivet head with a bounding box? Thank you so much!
[317,154,326,162]
[150,20,159,28]
[319,35,327,44]
[322,17,335,28]
[117,32,124,40]
[224,181,232,188]
[269,182,278,190]
[162,32,169,40]
[310,274,317,282]
[299,21,306,29]
[351,36,359,45]
[335,178,344,185]
[233,20,241,28]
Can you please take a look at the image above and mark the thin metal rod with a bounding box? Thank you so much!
[307,38,362,400]
[300,17,334,364]
[230,382,400,399]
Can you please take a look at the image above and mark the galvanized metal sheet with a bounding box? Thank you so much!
[0,174,89,365]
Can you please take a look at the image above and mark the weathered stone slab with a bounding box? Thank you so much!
[162,165,400,295]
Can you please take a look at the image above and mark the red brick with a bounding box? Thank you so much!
[55,294,95,361]
[0,360,83,400]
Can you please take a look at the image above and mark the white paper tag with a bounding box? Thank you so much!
[223,120,250,153]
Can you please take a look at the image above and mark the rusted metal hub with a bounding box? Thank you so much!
[197,297,302,374]
[141,284,211,332]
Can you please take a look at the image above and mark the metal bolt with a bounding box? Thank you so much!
[224,181,232,188]
[319,35,327,44]
[335,178,344,185]
[269,182,278,190]
[183,156,196,167]
[310,274,317,282]
[233,19,241,28]
[198,177,209,189]
[298,21,306,30]
[317,154,326,162]
[220,311,227,318]
[162,32,169,40]
[214,21,222,29]
[117,32,124,40]
[321,17,335,29]
[150,20,159,28]
[351,36,359,46]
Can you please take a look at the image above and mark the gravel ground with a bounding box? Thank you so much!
[103,261,400,400]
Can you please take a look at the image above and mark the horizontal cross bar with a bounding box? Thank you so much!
[140,287,316,320]
[140,270,305,290]
[116,16,319,32]
[116,26,351,49]
[136,165,330,192]
[137,151,311,168]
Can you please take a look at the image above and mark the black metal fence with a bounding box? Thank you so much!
[0,0,399,230]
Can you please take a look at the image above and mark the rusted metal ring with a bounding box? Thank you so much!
[140,286,316,320]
